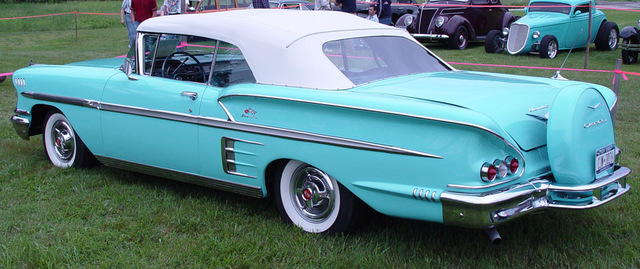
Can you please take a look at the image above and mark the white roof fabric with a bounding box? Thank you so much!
[137,9,419,89]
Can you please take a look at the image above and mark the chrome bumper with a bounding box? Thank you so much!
[412,34,449,40]
[441,166,631,229]
[10,115,30,140]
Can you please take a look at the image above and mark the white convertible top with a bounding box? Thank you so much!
[137,9,418,89]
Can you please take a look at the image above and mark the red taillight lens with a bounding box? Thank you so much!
[481,163,497,182]
[509,158,519,174]
[487,166,497,180]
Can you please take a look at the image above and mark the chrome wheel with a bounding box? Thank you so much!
[608,28,619,49]
[292,165,336,220]
[547,40,558,59]
[44,113,76,168]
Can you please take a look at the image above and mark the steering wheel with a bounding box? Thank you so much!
[161,51,207,83]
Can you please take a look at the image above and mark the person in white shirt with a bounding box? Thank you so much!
[366,5,379,23]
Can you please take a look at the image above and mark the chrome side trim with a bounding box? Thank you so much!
[219,93,524,168]
[446,171,547,190]
[21,91,439,158]
[95,155,264,198]
[10,115,30,140]
[22,91,100,109]
[221,137,263,179]
[441,166,630,229]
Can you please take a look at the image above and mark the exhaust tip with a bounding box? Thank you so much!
[486,227,502,245]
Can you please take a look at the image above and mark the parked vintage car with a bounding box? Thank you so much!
[332,0,419,25]
[248,0,313,10]
[395,0,517,50]
[620,19,640,64]
[485,0,619,58]
[10,10,630,240]
[187,0,251,12]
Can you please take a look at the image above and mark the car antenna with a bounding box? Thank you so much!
[552,29,583,80]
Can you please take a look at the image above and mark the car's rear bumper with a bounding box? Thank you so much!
[10,115,30,140]
[440,166,631,229]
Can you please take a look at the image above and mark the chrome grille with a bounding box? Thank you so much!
[507,23,529,54]
[418,8,437,34]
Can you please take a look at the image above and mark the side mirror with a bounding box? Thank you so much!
[120,58,138,81]
[524,7,528,13]
[574,10,581,16]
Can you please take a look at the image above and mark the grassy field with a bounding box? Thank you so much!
[1,1,639,268]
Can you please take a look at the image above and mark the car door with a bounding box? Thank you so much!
[469,0,492,37]
[100,33,216,174]
[567,2,591,48]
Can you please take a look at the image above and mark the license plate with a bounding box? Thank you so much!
[595,144,615,174]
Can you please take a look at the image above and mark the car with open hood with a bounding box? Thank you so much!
[9,9,630,241]
[485,0,619,58]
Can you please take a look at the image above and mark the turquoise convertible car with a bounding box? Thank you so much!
[485,0,619,58]
[10,9,630,241]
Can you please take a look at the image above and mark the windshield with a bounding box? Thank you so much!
[528,2,571,14]
[322,36,449,86]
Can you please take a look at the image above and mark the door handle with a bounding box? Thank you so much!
[181,91,198,100]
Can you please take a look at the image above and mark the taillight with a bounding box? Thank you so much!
[481,163,497,182]
[482,156,521,182]
[506,156,519,174]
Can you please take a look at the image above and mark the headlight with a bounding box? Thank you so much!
[404,15,414,26]
[532,31,540,39]
[435,16,445,28]
[502,27,509,37]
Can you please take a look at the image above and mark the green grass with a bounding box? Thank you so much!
[1,2,640,268]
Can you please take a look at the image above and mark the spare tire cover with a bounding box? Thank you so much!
[547,86,615,185]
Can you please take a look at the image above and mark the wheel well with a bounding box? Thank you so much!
[28,105,59,137]
[264,159,289,198]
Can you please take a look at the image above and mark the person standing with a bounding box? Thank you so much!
[335,0,356,14]
[315,0,330,10]
[120,0,136,48]
[365,5,378,23]
[131,0,157,29]
[252,0,270,8]
[377,0,392,25]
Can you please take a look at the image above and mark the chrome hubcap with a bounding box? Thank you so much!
[608,29,618,48]
[548,41,558,58]
[51,120,74,161]
[292,166,335,221]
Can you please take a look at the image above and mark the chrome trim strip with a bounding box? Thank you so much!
[412,34,449,39]
[95,155,264,198]
[219,93,524,167]
[22,91,439,158]
[446,173,535,190]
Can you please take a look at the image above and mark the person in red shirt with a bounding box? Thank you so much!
[131,0,157,24]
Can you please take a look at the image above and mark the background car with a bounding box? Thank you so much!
[332,0,419,25]
[395,0,517,50]
[9,10,630,239]
[485,0,619,58]
[620,19,640,64]
[248,0,314,9]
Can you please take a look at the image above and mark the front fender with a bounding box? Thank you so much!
[443,16,475,39]
[500,12,516,29]
[620,26,639,40]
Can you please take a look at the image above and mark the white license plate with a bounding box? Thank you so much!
[595,144,615,174]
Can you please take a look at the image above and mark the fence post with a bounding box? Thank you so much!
[611,58,622,125]
[74,11,78,41]
[584,2,592,69]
